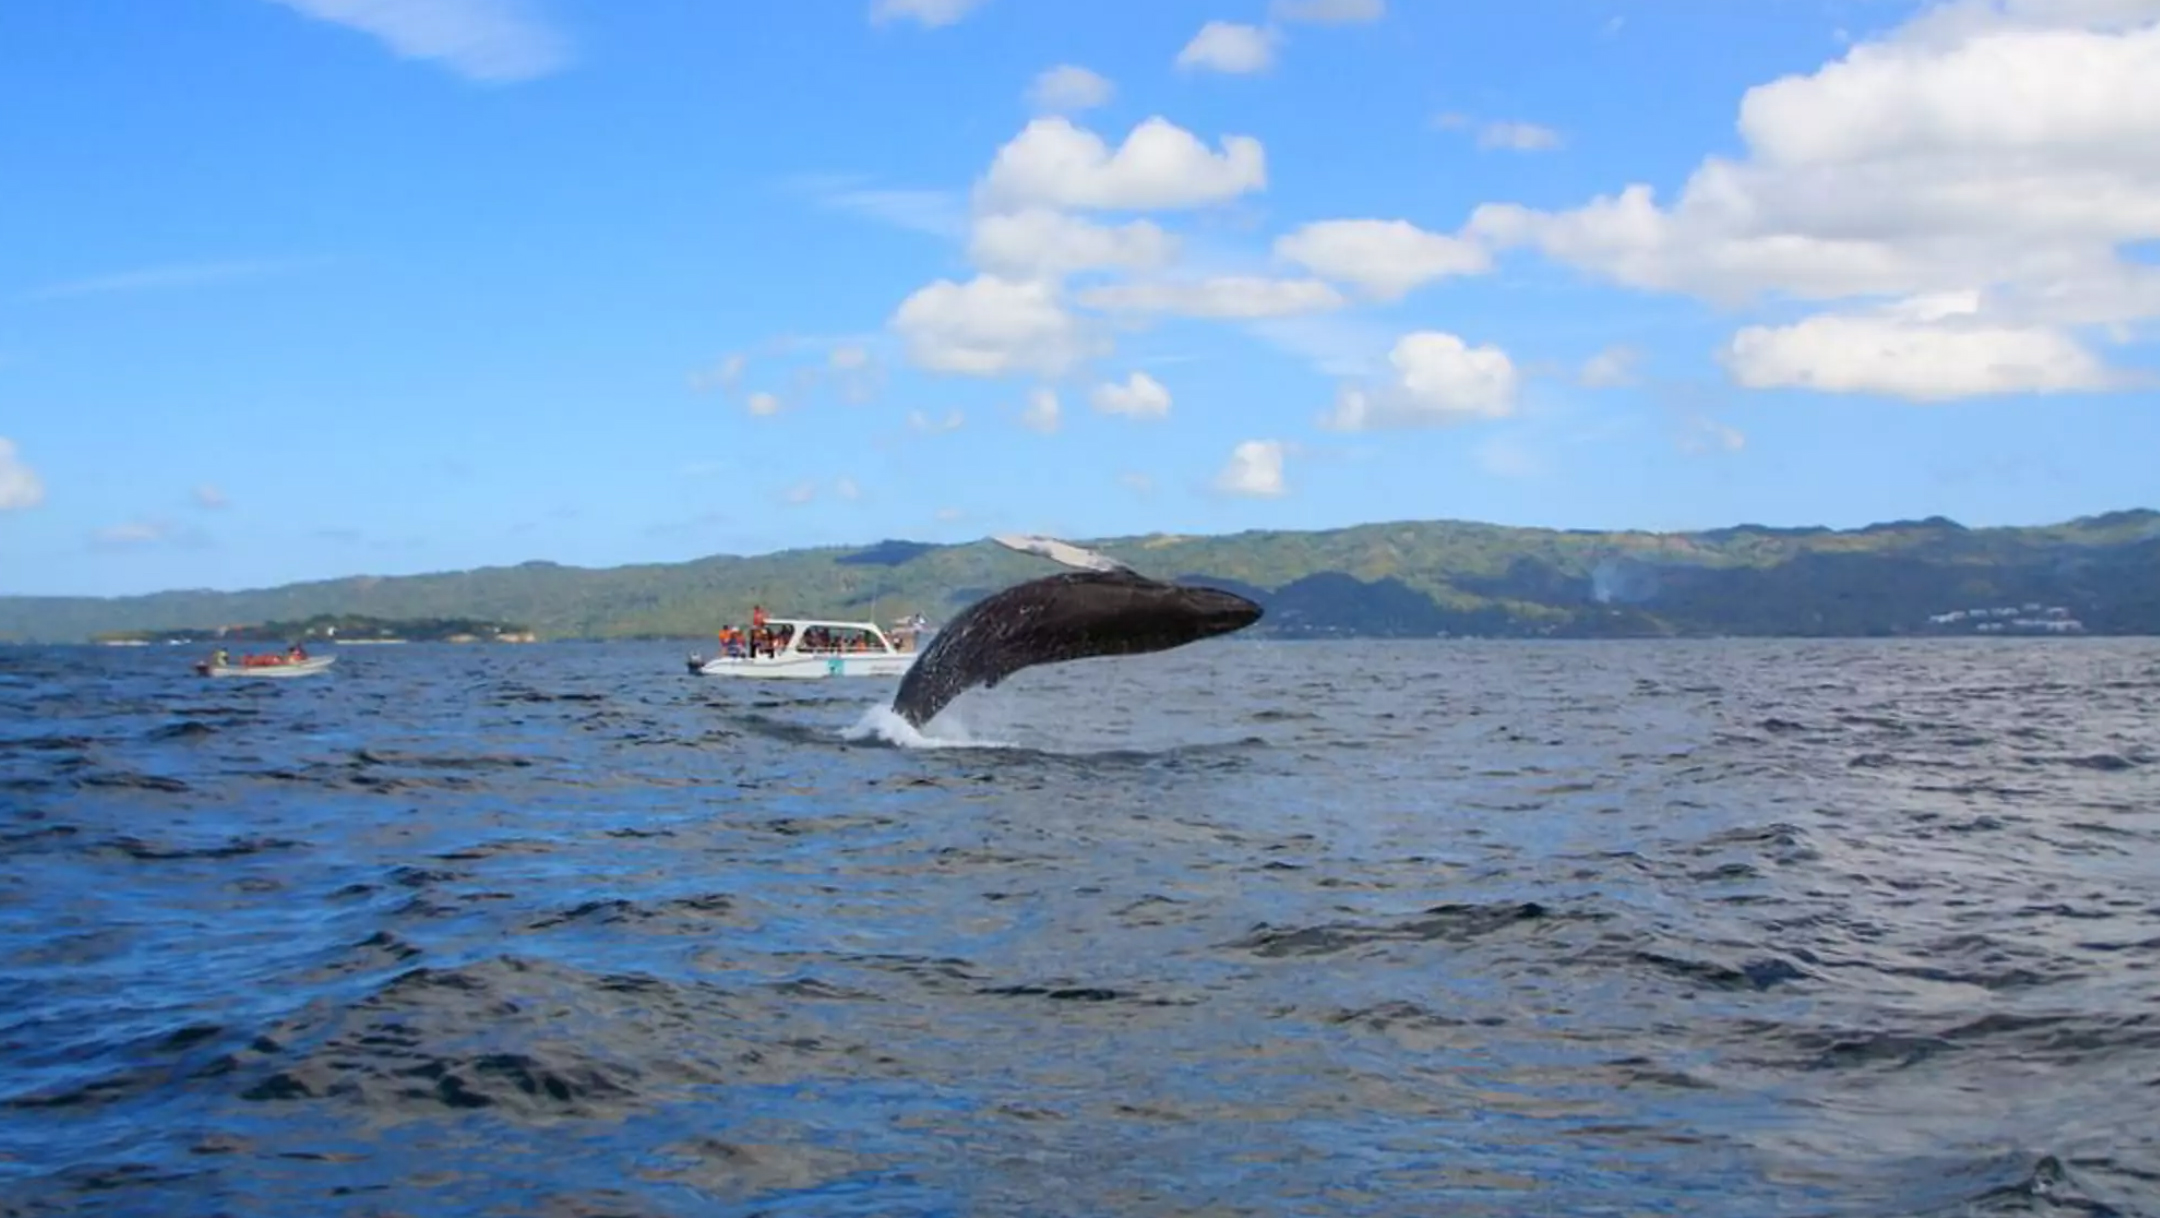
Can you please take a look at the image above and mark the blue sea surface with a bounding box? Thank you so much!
[2,638,2156,1216]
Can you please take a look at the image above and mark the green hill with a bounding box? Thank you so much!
[5,508,2157,643]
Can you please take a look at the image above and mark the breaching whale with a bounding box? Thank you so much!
[888,534,1264,729]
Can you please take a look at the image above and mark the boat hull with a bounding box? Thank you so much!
[195,656,338,679]
[689,653,914,680]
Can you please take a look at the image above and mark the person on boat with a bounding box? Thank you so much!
[289,643,308,662]
[751,605,767,631]
[213,648,230,668]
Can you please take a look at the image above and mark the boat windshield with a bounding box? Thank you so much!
[786,623,891,654]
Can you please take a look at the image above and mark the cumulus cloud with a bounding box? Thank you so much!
[782,480,818,505]
[835,476,863,500]
[1021,387,1062,433]
[1273,219,1491,301]
[1176,21,1279,73]
[193,483,231,509]
[1723,295,2116,400]
[870,0,991,27]
[1091,371,1173,418]
[976,116,1266,213]
[967,208,1176,279]
[746,390,783,415]
[1462,1,2160,397]
[263,0,570,82]
[1119,471,1156,494]
[0,438,43,510]
[1213,439,1288,497]
[1027,64,1113,113]
[1270,0,1384,22]
[1076,276,1346,318]
[889,274,1100,376]
[1579,344,1642,387]
[883,112,1284,381]
[1320,331,1518,430]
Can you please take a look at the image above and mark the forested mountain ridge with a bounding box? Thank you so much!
[5,509,2156,643]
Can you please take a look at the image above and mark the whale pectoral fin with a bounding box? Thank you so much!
[992,533,1131,573]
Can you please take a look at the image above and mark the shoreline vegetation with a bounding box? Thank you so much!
[9,507,2157,644]
[90,615,537,646]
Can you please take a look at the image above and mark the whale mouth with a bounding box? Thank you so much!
[1184,585,1265,636]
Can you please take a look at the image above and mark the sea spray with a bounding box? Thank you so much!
[842,702,1016,750]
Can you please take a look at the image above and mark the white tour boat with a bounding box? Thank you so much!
[194,654,338,679]
[686,616,923,680]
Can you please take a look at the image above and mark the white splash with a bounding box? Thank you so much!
[842,703,1016,750]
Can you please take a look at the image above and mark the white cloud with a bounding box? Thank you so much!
[1243,311,1400,377]
[1090,371,1173,418]
[889,274,1099,376]
[799,178,970,240]
[976,116,1266,213]
[1435,112,1565,151]
[0,438,43,510]
[21,258,315,302]
[690,352,747,394]
[869,0,991,27]
[907,407,966,432]
[1461,3,2160,397]
[1273,219,1491,301]
[1723,297,2116,400]
[1680,416,1748,454]
[1478,120,1564,151]
[1021,387,1062,433]
[934,506,967,522]
[1176,21,1279,73]
[1579,344,1641,387]
[193,483,230,509]
[1076,276,1347,318]
[263,0,569,82]
[92,519,175,547]
[746,391,783,415]
[1270,0,1384,23]
[824,343,886,403]
[967,208,1176,279]
[783,476,866,505]
[1213,439,1288,497]
[1027,64,1113,113]
[1119,471,1156,493]
[1320,331,1518,430]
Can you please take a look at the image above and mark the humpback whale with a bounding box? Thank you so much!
[888,534,1264,729]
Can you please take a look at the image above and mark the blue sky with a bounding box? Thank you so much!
[3,0,2157,597]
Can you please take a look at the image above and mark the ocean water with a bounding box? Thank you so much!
[2,637,2156,1217]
